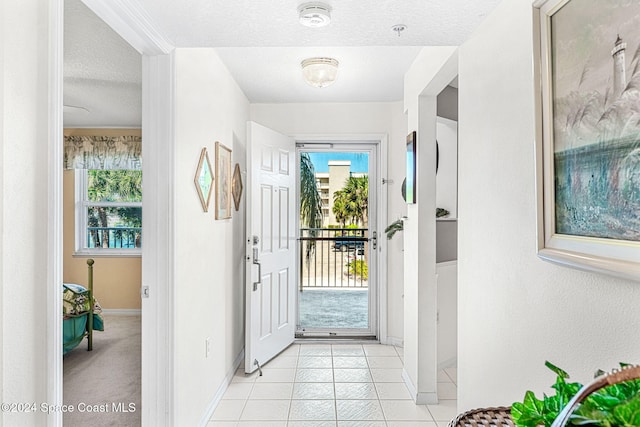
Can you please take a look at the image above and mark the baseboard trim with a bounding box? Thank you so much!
[402,369,438,404]
[402,369,417,402]
[416,391,438,405]
[381,336,403,347]
[198,348,245,427]
[101,309,142,316]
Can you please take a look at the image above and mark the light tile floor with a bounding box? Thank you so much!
[209,344,458,427]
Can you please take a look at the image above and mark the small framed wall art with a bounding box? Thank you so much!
[194,147,213,212]
[215,141,232,220]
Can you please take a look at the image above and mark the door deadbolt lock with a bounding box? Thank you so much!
[252,247,261,291]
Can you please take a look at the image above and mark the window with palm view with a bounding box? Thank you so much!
[76,169,142,253]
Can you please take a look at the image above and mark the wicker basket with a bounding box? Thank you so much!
[448,406,514,427]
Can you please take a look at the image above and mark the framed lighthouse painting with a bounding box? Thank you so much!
[534,0,640,281]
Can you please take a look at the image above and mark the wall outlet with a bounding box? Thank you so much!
[205,337,211,358]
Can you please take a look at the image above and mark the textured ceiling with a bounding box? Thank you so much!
[216,46,424,103]
[64,0,141,127]
[64,0,502,127]
[136,0,500,47]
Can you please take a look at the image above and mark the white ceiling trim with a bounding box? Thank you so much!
[81,0,174,55]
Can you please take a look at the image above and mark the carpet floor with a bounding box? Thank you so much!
[63,314,141,427]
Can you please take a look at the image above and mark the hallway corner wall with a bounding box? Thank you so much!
[173,48,250,426]
[458,0,640,412]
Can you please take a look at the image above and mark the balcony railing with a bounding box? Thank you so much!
[87,227,141,249]
[299,228,368,290]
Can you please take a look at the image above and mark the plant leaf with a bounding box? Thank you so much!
[589,391,625,409]
[551,375,582,411]
[512,391,546,427]
[594,369,607,378]
[545,361,570,379]
[514,362,640,427]
[612,394,640,426]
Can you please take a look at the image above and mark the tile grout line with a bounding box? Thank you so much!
[366,345,389,424]
[291,352,297,400]
[331,346,337,423]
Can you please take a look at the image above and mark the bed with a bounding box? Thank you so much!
[63,259,104,354]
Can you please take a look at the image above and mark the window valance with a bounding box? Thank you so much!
[64,135,142,170]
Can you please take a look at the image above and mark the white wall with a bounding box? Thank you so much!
[251,102,407,343]
[436,115,458,375]
[174,48,249,426]
[458,0,640,411]
[436,117,458,218]
[1,1,53,425]
[387,102,409,345]
[437,261,457,369]
[437,86,458,122]
[403,46,458,403]
[251,102,404,136]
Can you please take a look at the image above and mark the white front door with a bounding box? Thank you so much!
[245,121,296,373]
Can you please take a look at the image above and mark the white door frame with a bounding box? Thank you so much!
[48,2,64,425]
[48,2,174,426]
[295,142,378,337]
[293,134,389,343]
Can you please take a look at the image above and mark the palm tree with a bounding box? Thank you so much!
[299,153,323,259]
[332,197,348,227]
[87,170,142,248]
[332,175,368,227]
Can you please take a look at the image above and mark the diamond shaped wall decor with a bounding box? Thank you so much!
[194,147,213,212]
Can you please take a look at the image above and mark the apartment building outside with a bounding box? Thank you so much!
[315,160,367,227]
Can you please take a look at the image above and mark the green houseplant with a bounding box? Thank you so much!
[385,219,404,240]
[511,361,640,427]
[384,208,451,240]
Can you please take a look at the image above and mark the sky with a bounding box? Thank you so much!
[306,152,369,173]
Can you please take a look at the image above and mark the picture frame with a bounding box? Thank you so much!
[194,147,213,212]
[215,141,232,220]
[232,163,243,212]
[406,131,417,204]
[534,0,640,281]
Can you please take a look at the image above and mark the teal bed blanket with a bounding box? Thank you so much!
[63,283,104,354]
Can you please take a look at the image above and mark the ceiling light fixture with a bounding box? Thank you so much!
[298,2,332,27]
[301,57,339,88]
